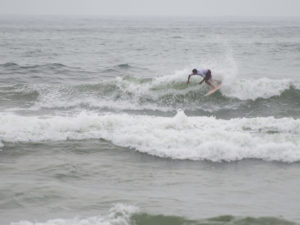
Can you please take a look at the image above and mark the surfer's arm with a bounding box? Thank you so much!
[186,74,192,84]
[186,74,193,84]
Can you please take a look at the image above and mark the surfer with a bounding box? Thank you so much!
[186,68,216,88]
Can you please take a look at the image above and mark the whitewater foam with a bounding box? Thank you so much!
[0,111,299,162]
[31,63,300,110]
[9,204,299,225]
[10,204,138,225]
[20,70,300,115]
[221,78,294,100]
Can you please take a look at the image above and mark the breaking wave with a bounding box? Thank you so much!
[10,204,299,225]
[1,110,300,162]
[1,71,299,118]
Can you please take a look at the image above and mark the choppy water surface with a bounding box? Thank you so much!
[0,16,300,225]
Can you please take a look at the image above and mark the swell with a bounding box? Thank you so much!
[0,62,69,70]
[132,214,298,225]
[0,62,83,80]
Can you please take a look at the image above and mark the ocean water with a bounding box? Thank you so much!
[0,16,300,225]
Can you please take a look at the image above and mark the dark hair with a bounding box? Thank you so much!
[192,69,197,74]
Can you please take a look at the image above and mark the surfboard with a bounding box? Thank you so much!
[205,83,222,96]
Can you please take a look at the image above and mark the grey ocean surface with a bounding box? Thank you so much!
[0,16,300,225]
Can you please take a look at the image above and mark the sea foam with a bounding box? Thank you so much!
[10,204,138,225]
[0,111,299,162]
[27,65,300,111]
[221,78,293,100]
[9,203,298,225]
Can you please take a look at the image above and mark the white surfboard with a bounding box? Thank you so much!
[205,83,222,96]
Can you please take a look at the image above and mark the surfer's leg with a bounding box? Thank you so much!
[204,71,215,88]
[215,79,222,85]
[205,80,215,88]
[213,79,222,85]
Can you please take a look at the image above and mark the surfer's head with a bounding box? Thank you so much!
[192,69,197,74]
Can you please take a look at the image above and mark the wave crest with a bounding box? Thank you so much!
[1,111,300,162]
[1,69,300,116]
[10,204,298,225]
[27,73,300,116]
[221,78,294,100]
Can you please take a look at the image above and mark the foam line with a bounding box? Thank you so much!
[1,111,299,162]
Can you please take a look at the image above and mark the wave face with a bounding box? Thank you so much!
[1,71,300,118]
[10,204,298,225]
[1,110,300,162]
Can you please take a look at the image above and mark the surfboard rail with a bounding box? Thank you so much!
[205,83,222,96]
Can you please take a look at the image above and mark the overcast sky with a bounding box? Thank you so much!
[1,0,300,17]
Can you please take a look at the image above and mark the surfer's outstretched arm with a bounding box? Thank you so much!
[186,74,193,84]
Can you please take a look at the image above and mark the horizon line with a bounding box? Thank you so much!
[0,13,300,18]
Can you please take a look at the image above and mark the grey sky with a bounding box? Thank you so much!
[1,0,300,17]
